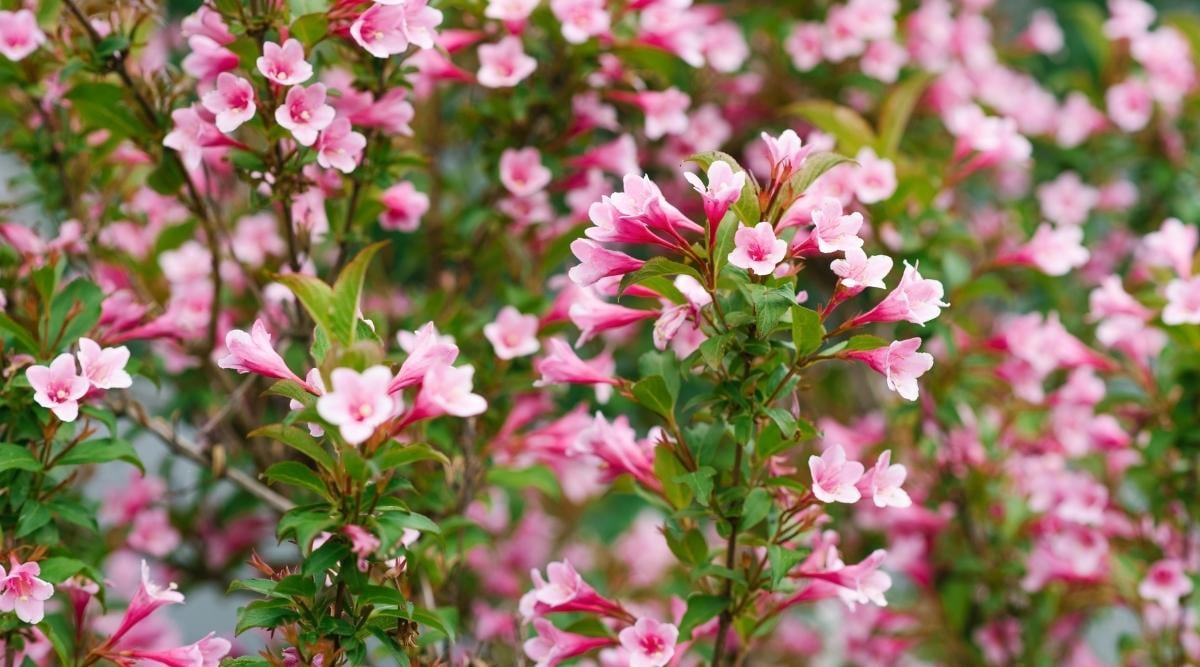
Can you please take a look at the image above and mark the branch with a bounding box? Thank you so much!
[108,395,295,514]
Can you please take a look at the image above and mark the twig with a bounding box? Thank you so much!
[108,395,295,513]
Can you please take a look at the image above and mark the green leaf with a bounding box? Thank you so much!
[0,312,38,354]
[37,557,86,584]
[698,333,731,370]
[147,157,184,195]
[844,335,889,352]
[288,0,330,20]
[65,83,144,139]
[787,152,856,197]
[740,488,771,530]
[277,504,337,551]
[274,273,336,344]
[653,445,692,509]
[768,545,806,588]
[235,599,299,635]
[264,379,315,406]
[330,241,388,346]
[876,72,933,158]
[303,538,350,578]
[17,503,51,537]
[375,509,440,535]
[290,13,328,47]
[374,441,450,470]
[486,465,561,499]
[408,607,456,642]
[50,279,103,348]
[57,438,143,472]
[264,461,330,499]
[747,285,795,336]
[95,34,130,57]
[787,101,876,154]
[678,594,727,639]
[0,444,41,473]
[250,424,334,473]
[790,305,824,357]
[618,257,703,297]
[40,613,74,667]
[677,466,716,502]
[632,375,676,419]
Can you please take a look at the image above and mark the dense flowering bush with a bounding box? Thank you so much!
[0,0,1198,664]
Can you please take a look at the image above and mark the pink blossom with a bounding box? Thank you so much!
[572,413,658,489]
[831,247,893,292]
[618,618,679,667]
[809,444,865,503]
[568,292,659,345]
[316,117,367,174]
[0,10,44,61]
[402,364,488,424]
[785,22,823,71]
[1021,9,1063,54]
[275,83,336,146]
[1163,277,1200,326]
[550,0,610,44]
[1141,217,1197,277]
[123,633,231,667]
[351,88,415,136]
[861,450,911,508]
[127,508,182,557]
[316,366,400,444]
[26,353,90,422]
[524,617,617,667]
[861,39,907,83]
[256,39,313,86]
[231,213,286,267]
[1138,559,1193,612]
[845,337,935,401]
[568,239,644,287]
[853,148,897,204]
[729,222,787,276]
[1104,0,1155,42]
[534,338,620,387]
[798,197,864,255]
[1056,92,1107,148]
[1036,172,1098,227]
[106,561,185,646]
[182,6,233,45]
[1106,78,1153,133]
[761,129,813,179]
[484,306,541,360]
[486,0,538,29]
[1000,223,1090,276]
[702,22,749,73]
[371,0,443,49]
[500,148,552,197]
[218,320,312,389]
[632,88,690,140]
[390,322,460,392]
[182,35,238,81]
[849,262,948,327]
[200,73,256,134]
[0,561,53,624]
[344,524,381,570]
[378,181,431,232]
[683,159,746,230]
[351,4,415,58]
[477,36,536,88]
[162,105,233,171]
[77,337,132,390]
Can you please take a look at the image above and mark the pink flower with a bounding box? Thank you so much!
[344,524,381,569]
[1163,276,1200,326]
[1141,217,1197,277]
[123,633,230,667]
[729,222,787,276]
[1036,172,1098,227]
[0,561,53,624]
[106,561,185,646]
[1138,559,1193,612]
[1106,78,1153,132]
[809,444,865,503]
[1001,223,1090,276]
[182,35,239,81]
[77,337,132,390]
[618,618,679,667]
[477,36,536,88]
[534,338,620,387]
[524,617,617,667]
[200,73,256,134]
[849,262,948,327]
[484,306,541,359]
[861,39,907,83]
[633,88,690,140]
[218,320,312,390]
[568,293,659,345]
[402,364,488,424]
[1021,9,1063,54]
[683,159,746,230]
[853,148,897,204]
[127,508,182,557]
[486,0,538,29]
[275,83,336,146]
[1104,0,1155,42]
[500,148,552,197]
[231,213,286,267]
[526,559,630,617]
[316,366,399,444]
[316,117,367,174]
[26,353,90,422]
[568,239,644,287]
[256,39,313,86]
[390,323,460,392]
[761,129,813,179]
[796,197,864,255]
[845,337,934,401]
[0,10,45,61]
[162,105,233,171]
[369,0,443,50]
[785,22,824,71]
[550,0,610,44]
[351,4,415,58]
[861,450,911,508]
[378,181,431,232]
[831,247,893,292]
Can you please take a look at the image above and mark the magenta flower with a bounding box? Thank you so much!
[256,38,313,86]
[845,337,935,401]
[848,262,948,328]
[316,366,399,445]
[728,222,787,276]
[761,129,813,180]
[316,117,367,174]
[809,444,865,504]
[684,159,746,232]
[618,617,679,667]
[534,338,620,387]
[568,293,659,346]
[106,561,185,647]
[0,561,54,624]
[861,449,911,508]
[527,559,630,617]
[275,83,336,147]
[378,181,431,232]
[568,239,645,287]
[77,337,133,390]
[524,617,617,667]
[343,524,381,571]
[499,147,552,197]
[218,320,312,390]
[477,36,537,88]
[26,353,90,422]
[124,632,231,667]
[484,306,541,360]
[389,322,460,392]
[0,10,45,61]
[200,72,256,133]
